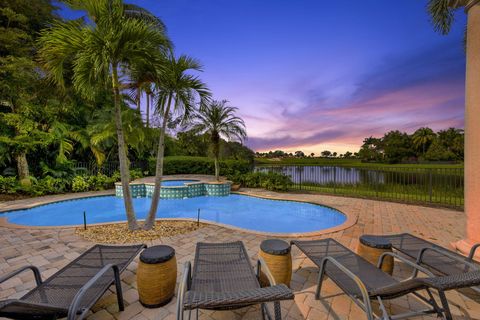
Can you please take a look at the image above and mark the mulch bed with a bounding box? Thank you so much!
[76,220,204,244]
[0,194,32,202]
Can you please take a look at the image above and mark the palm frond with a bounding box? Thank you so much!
[427,0,455,35]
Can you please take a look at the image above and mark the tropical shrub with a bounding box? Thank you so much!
[129,169,144,181]
[227,172,291,191]
[87,174,117,190]
[0,176,19,194]
[36,176,70,194]
[72,176,90,192]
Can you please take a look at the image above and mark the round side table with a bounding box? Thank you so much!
[259,239,292,287]
[137,245,177,308]
[357,235,393,275]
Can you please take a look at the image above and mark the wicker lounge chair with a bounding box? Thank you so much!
[292,238,480,320]
[0,244,145,320]
[380,233,479,275]
[176,241,294,320]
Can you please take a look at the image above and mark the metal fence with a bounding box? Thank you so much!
[73,161,148,176]
[255,165,464,209]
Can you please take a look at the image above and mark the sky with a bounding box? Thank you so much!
[58,0,467,155]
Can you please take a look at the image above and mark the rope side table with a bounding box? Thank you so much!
[259,239,292,287]
[357,235,393,275]
[137,245,177,308]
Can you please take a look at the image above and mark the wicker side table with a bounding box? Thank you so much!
[357,235,393,275]
[259,239,292,287]
[137,245,177,308]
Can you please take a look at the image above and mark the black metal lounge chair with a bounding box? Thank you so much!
[0,244,145,320]
[176,241,294,320]
[291,238,480,320]
[379,233,479,275]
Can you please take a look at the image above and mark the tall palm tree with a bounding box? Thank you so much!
[428,0,480,250]
[412,127,436,155]
[38,0,170,230]
[191,100,246,181]
[143,54,210,230]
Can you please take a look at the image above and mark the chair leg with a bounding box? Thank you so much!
[113,270,124,311]
[377,297,389,320]
[437,290,453,320]
[425,288,444,318]
[315,267,326,299]
[261,303,267,320]
[274,301,282,320]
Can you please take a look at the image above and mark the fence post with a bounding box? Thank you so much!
[298,166,302,190]
[375,170,379,198]
[429,169,433,203]
[333,166,337,194]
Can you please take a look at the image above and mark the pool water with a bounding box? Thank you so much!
[162,180,199,187]
[4,194,346,233]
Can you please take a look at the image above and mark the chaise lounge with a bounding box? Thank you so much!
[0,244,145,320]
[176,241,294,320]
[292,238,480,320]
[379,233,479,275]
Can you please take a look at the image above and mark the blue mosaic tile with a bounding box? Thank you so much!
[116,181,231,198]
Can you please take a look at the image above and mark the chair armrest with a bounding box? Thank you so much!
[67,264,122,320]
[256,257,277,286]
[0,265,42,287]
[176,261,192,320]
[318,256,373,313]
[377,252,435,278]
[417,246,479,272]
[468,244,480,261]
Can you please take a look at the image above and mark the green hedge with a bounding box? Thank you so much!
[227,171,292,191]
[149,156,252,176]
[0,169,140,197]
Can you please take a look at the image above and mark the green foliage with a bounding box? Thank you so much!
[29,176,70,195]
[72,175,89,192]
[129,169,144,181]
[150,156,251,176]
[0,172,120,196]
[0,176,18,194]
[424,140,456,161]
[227,172,292,192]
[357,127,463,164]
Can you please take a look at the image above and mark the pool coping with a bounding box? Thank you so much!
[0,189,357,238]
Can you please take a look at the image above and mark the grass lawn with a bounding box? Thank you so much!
[254,157,464,169]
[292,183,464,209]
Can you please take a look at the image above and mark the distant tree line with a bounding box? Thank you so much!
[255,150,356,159]
[358,127,464,164]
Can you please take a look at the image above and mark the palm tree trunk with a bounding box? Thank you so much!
[112,64,139,231]
[212,134,220,181]
[16,151,31,187]
[146,93,150,128]
[144,93,173,230]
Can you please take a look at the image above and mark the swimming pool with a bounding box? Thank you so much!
[3,195,346,233]
[162,180,199,187]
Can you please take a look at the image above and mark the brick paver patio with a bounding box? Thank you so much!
[1,188,478,320]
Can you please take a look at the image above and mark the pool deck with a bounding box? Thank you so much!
[0,184,479,319]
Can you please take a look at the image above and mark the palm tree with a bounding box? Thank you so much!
[192,100,246,181]
[127,63,157,117]
[412,127,436,155]
[428,0,480,250]
[143,54,210,230]
[38,0,170,230]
